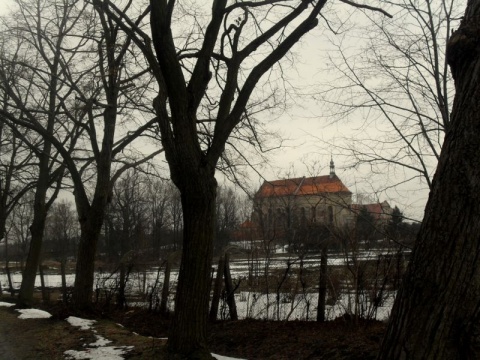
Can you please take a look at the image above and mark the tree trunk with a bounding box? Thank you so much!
[167,179,216,359]
[72,208,105,308]
[317,245,328,322]
[224,252,238,321]
[117,263,126,309]
[17,154,49,307]
[39,263,48,303]
[378,4,480,358]
[4,234,14,296]
[209,255,225,322]
[60,259,68,303]
[5,264,14,296]
[160,259,171,315]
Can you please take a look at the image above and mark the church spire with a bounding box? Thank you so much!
[329,156,335,178]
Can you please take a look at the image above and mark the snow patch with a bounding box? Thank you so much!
[64,316,134,360]
[90,335,112,347]
[64,345,134,360]
[212,353,246,360]
[66,316,96,330]
[16,308,52,319]
[0,301,15,307]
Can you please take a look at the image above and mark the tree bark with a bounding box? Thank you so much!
[17,153,49,307]
[72,206,106,308]
[167,178,216,359]
[378,3,480,358]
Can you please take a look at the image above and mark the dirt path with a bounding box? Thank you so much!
[0,300,386,359]
[0,306,71,359]
[0,309,30,359]
[0,303,167,359]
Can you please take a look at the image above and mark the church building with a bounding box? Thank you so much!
[252,159,353,230]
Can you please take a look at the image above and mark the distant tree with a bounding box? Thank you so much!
[106,169,150,308]
[320,0,462,208]
[0,118,35,244]
[355,206,378,246]
[214,186,241,254]
[387,206,402,234]
[45,200,78,302]
[0,0,78,306]
[147,178,174,258]
[9,191,34,268]
[378,1,480,357]
[167,185,183,251]
[0,0,161,308]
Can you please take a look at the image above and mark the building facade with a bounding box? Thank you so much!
[253,161,353,232]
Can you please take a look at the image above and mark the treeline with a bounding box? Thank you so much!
[0,170,250,267]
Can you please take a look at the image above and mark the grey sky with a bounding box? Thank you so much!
[0,0,443,221]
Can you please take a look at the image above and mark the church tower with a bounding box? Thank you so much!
[329,156,335,178]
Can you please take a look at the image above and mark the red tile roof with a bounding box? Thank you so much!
[351,202,392,221]
[255,175,351,198]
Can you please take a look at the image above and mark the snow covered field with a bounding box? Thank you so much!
[1,250,398,321]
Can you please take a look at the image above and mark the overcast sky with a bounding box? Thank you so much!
[0,0,436,221]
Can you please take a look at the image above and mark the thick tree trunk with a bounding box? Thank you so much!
[378,5,480,358]
[17,155,49,307]
[209,256,225,322]
[167,179,216,359]
[72,209,105,308]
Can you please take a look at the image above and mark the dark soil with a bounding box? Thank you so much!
[107,307,386,359]
[3,295,386,359]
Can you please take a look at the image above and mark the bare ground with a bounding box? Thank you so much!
[0,294,386,359]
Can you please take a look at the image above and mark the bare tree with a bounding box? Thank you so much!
[0,38,37,241]
[146,178,175,257]
[319,0,462,202]
[0,0,93,306]
[0,0,161,308]
[214,186,242,254]
[0,115,36,244]
[378,1,480,357]
[107,168,150,308]
[94,0,393,356]
[9,191,34,269]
